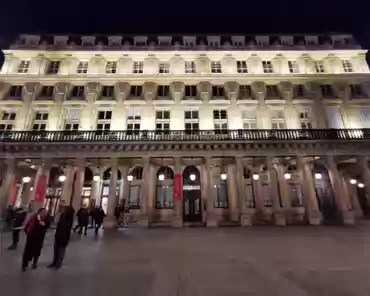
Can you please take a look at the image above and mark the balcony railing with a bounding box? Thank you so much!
[0,129,368,143]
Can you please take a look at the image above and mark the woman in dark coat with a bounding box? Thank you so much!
[22,208,50,271]
[48,206,75,269]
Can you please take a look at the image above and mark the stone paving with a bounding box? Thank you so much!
[1,224,370,296]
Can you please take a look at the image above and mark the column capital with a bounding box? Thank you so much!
[174,157,182,174]
[143,81,157,102]
[85,82,102,94]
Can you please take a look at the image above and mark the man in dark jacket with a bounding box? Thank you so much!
[8,207,27,250]
[48,206,75,269]
[94,207,106,236]
[73,206,89,235]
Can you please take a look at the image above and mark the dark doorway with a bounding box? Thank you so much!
[183,166,202,222]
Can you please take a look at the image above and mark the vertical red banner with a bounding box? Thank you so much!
[9,180,18,205]
[174,174,183,201]
[35,173,48,203]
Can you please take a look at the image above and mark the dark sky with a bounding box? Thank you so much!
[0,0,370,46]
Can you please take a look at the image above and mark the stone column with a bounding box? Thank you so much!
[0,158,16,218]
[20,182,32,208]
[119,165,129,205]
[227,164,239,222]
[138,157,150,227]
[266,157,286,226]
[14,83,38,131]
[296,156,322,225]
[172,157,183,227]
[342,176,363,218]
[31,160,52,210]
[104,160,118,228]
[253,167,264,212]
[71,159,86,211]
[60,165,75,206]
[235,157,251,226]
[94,168,105,207]
[326,155,354,225]
[205,157,217,227]
[358,156,370,199]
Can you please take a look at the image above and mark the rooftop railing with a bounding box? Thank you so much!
[0,129,368,143]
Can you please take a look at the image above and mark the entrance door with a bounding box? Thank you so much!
[182,166,202,223]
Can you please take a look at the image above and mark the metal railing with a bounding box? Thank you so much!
[0,129,368,143]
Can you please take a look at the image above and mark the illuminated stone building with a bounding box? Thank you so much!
[1,33,370,227]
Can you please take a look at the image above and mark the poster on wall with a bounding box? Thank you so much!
[35,174,48,203]
[174,174,183,201]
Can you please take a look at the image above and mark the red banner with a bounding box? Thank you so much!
[174,174,183,201]
[35,174,48,203]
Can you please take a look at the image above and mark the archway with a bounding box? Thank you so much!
[155,166,174,209]
[127,166,143,209]
[182,166,202,222]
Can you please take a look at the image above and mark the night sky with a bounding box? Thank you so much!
[0,0,369,46]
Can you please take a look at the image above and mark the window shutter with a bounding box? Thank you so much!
[325,107,344,128]
[359,107,370,128]
[65,108,80,121]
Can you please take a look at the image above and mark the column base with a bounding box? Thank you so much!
[273,210,286,226]
[308,210,322,226]
[342,210,355,225]
[138,217,149,228]
[240,214,253,226]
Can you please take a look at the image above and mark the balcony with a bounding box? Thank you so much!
[0,129,367,143]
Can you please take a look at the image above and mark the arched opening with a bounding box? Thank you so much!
[127,166,143,209]
[183,166,202,222]
[285,165,304,208]
[100,167,122,213]
[155,166,174,209]
[313,164,339,223]
[44,167,65,216]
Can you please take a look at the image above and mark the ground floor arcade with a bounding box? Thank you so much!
[1,154,370,227]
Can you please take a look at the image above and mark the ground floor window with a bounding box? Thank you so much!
[128,184,141,209]
[262,184,273,207]
[155,185,174,209]
[214,183,228,208]
[289,184,304,207]
[245,184,256,208]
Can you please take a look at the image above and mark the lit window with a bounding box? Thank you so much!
[237,60,248,73]
[106,61,117,74]
[342,60,353,73]
[46,61,60,74]
[133,61,144,74]
[288,61,299,73]
[185,61,196,73]
[159,63,170,74]
[314,61,325,73]
[17,60,30,73]
[211,61,222,73]
[76,61,88,74]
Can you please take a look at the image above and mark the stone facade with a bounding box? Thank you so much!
[1,33,370,227]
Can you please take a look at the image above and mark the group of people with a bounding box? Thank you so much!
[5,204,107,272]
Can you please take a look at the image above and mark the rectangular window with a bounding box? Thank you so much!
[350,84,364,98]
[76,61,88,74]
[17,60,30,73]
[239,85,252,99]
[46,61,60,74]
[245,184,256,208]
[293,85,304,98]
[262,184,273,207]
[159,63,170,74]
[359,107,370,128]
[102,86,114,97]
[237,60,248,73]
[299,108,313,129]
[72,86,85,97]
[96,110,112,131]
[289,184,304,207]
[1,111,16,121]
[266,85,280,98]
[212,86,225,98]
[320,84,334,98]
[262,61,274,73]
[105,61,117,74]
[130,85,143,97]
[185,61,196,73]
[156,185,174,209]
[342,60,353,73]
[32,111,48,131]
[0,111,16,131]
[271,109,285,129]
[288,61,299,73]
[157,85,170,97]
[184,109,199,132]
[9,85,23,98]
[213,109,228,133]
[40,86,54,98]
[0,123,13,131]
[314,61,325,73]
[185,85,197,97]
[211,61,222,73]
[155,110,170,132]
[133,61,144,73]
[325,106,344,129]
[64,108,80,131]
[214,183,228,208]
[126,108,141,133]
[128,185,141,209]
[242,110,257,129]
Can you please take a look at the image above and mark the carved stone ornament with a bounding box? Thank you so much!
[24,82,40,94]
[224,81,238,94]
[143,82,157,95]
[55,82,70,94]
[115,82,130,95]
[170,81,184,93]
[278,81,292,95]
[305,81,320,97]
[197,81,211,93]
[86,82,101,94]
[333,82,348,98]
[251,81,266,94]
[0,82,11,95]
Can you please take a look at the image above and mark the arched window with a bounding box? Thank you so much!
[127,166,143,209]
[286,165,303,207]
[155,166,174,209]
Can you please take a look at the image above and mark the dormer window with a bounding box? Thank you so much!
[76,61,88,74]
[108,36,122,46]
[232,36,245,47]
[207,36,220,47]
[82,37,95,47]
[280,36,293,46]
[183,36,196,47]
[17,60,30,73]
[134,36,147,46]
[54,36,68,47]
[256,36,270,47]
[305,36,318,45]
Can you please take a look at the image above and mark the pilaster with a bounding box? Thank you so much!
[60,165,75,206]
[15,83,39,131]
[226,164,239,222]
[138,157,150,227]
[204,157,217,227]
[104,159,118,228]
[172,157,183,227]
[0,158,16,217]
[71,158,86,211]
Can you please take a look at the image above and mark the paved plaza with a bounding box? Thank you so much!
[1,224,370,296]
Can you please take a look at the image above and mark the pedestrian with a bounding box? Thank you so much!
[4,205,15,230]
[90,206,97,228]
[22,208,50,271]
[114,205,120,226]
[122,205,130,227]
[73,205,89,235]
[94,207,106,236]
[48,205,75,269]
[8,207,27,250]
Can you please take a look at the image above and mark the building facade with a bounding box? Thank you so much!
[1,33,370,227]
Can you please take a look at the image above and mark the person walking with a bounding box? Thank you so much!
[94,207,106,236]
[8,207,27,250]
[22,208,50,271]
[48,206,75,269]
[73,206,89,236]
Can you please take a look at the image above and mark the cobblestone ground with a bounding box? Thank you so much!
[1,224,370,296]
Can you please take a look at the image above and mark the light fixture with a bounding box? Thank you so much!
[220,173,227,180]
[284,173,291,180]
[252,173,259,180]
[30,165,36,169]
[30,187,34,191]
[158,174,165,181]
[358,183,365,188]
[93,175,100,182]
[350,179,357,185]
[22,176,31,183]
[314,173,322,180]
[127,174,133,182]
[189,174,196,181]
[58,175,66,182]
